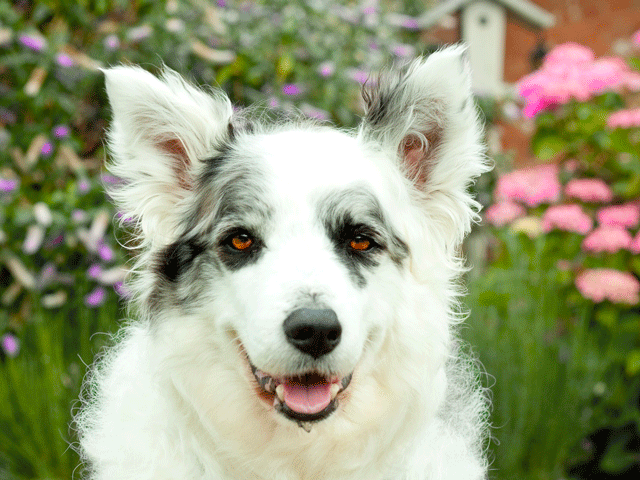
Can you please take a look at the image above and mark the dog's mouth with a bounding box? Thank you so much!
[250,363,352,424]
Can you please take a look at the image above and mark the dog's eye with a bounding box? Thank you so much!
[230,233,254,251]
[349,235,373,251]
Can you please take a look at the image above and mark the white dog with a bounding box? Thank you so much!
[76,45,490,480]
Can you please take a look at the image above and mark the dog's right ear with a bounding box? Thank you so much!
[359,46,489,247]
[102,65,233,246]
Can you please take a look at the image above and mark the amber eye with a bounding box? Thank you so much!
[349,235,372,251]
[230,234,253,251]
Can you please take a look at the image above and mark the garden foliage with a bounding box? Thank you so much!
[0,1,425,479]
[474,41,640,478]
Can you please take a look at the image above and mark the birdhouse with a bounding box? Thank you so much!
[418,0,555,97]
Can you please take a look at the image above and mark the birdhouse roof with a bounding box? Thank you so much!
[418,0,555,29]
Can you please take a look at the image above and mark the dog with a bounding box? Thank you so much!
[76,45,491,480]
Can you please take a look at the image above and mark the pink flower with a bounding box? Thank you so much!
[632,29,640,48]
[541,204,593,234]
[485,200,526,227]
[565,178,613,203]
[606,108,640,129]
[494,164,561,207]
[582,226,633,253]
[542,43,595,66]
[517,43,638,116]
[575,269,640,304]
[623,71,640,91]
[597,203,640,228]
[583,57,628,94]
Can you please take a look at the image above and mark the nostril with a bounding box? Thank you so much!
[291,326,315,341]
[283,308,342,358]
[326,328,340,342]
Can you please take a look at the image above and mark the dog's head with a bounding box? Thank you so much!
[103,46,487,431]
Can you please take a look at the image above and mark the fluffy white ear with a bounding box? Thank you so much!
[103,65,233,245]
[359,45,489,245]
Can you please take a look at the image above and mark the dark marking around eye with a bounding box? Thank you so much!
[156,237,207,282]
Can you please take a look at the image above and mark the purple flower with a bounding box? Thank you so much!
[19,34,46,52]
[41,142,53,157]
[78,179,90,193]
[2,334,20,358]
[392,44,415,58]
[318,61,335,78]
[40,264,57,284]
[85,287,107,307]
[53,125,70,138]
[87,264,103,279]
[115,211,135,223]
[104,34,120,51]
[301,104,330,121]
[100,174,123,185]
[0,178,18,193]
[217,0,227,6]
[282,84,301,96]
[114,281,132,299]
[349,69,369,85]
[98,242,114,262]
[46,234,64,248]
[72,209,88,223]
[402,18,420,29]
[56,53,74,68]
[268,97,279,108]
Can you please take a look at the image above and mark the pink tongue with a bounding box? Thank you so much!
[282,380,332,414]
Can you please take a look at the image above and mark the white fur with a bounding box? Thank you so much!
[76,46,491,480]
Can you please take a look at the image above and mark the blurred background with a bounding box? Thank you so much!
[1,1,640,478]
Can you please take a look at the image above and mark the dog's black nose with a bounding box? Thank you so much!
[283,308,342,359]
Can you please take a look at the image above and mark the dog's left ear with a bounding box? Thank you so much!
[359,45,489,245]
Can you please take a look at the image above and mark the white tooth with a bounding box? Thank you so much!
[330,383,340,400]
[276,384,285,402]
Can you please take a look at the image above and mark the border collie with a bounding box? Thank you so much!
[77,45,490,480]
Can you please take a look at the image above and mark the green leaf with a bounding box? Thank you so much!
[532,132,567,161]
[595,306,618,329]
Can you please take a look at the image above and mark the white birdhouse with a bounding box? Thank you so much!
[417,0,555,97]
